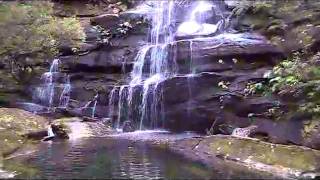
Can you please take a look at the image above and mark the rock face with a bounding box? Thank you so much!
[90,14,121,29]
[174,33,284,74]
[170,135,320,179]
[148,33,284,135]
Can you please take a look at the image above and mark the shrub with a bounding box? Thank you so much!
[250,52,320,116]
[0,1,85,83]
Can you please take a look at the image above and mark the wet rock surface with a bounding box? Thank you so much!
[51,124,70,139]
[168,135,320,179]
[122,120,135,132]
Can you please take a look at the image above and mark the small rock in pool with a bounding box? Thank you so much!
[51,124,69,139]
[122,121,135,132]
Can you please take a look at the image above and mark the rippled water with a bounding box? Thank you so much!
[4,137,275,179]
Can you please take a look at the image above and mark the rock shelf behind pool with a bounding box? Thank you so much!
[170,135,320,179]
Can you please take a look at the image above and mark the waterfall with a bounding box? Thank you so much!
[116,86,128,129]
[35,58,72,111]
[108,87,117,121]
[108,0,224,131]
[47,125,55,138]
[177,1,224,37]
[92,95,98,118]
[108,1,177,130]
[59,75,71,108]
[41,58,60,108]
[49,58,60,72]
[82,94,99,118]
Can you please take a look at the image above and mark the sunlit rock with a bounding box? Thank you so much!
[189,1,214,23]
[176,21,218,37]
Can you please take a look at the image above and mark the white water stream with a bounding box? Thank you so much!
[109,1,225,130]
[35,59,71,110]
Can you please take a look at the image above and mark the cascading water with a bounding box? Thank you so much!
[116,86,127,129]
[109,0,225,131]
[180,0,226,124]
[177,1,225,37]
[40,58,60,108]
[81,94,99,118]
[34,58,72,111]
[109,1,177,130]
[92,94,98,118]
[59,75,71,108]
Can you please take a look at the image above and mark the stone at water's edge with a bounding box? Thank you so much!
[170,135,320,178]
[122,120,135,132]
[0,108,47,157]
[54,117,114,139]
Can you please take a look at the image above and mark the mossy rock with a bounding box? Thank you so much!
[203,135,320,176]
[2,160,40,178]
[0,108,48,157]
[231,0,320,53]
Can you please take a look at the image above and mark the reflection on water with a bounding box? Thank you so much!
[4,138,274,179]
[108,130,201,142]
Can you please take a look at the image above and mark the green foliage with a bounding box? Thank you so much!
[0,1,85,83]
[244,82,266,96]
[268,53,305,93]
[268,52,320,94]
[94,19,146,44]
[231,1,274,17]
[252,52,320,117]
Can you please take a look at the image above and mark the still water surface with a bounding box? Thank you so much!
[4,137,275,179]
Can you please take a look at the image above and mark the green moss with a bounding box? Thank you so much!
[233,0,320,51]
[3,160,40,178]
[303,120,320,138]
[0,130,25,156]
[277,1,300,15]
[292,25,317,47]
[182,164,211,178]
[0,108,47,157]
[209,136,320,171]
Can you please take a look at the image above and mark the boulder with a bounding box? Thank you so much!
[231,125,258,137]
[90,14,120,30]
[122,120,135,132]
[302,120,320,150]
[51,123,69,139]
[0,108,47,156]
[24,130,48,140]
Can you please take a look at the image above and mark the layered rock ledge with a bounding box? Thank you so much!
[169,135,320,179]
